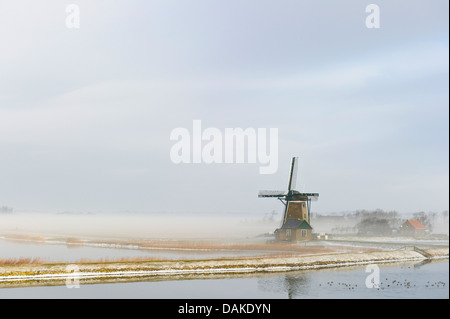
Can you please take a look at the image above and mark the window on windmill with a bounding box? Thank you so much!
[302,230,307,237]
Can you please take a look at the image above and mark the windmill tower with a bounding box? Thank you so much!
[259,157,319,241]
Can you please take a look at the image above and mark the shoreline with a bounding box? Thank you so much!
[0,247,447,288]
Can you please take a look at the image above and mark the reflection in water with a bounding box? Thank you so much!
[284,274,309,299]
[258,272,309,299]
[413,259,432,269]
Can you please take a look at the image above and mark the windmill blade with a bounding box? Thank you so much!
[258,190,286,198]
[287,157,299,191]
[297,193,319,201]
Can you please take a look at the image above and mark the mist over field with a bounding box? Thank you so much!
[1,209,448,241]
[0,211,280,240]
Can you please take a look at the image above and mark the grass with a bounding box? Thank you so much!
[74,256,167,264]
[73,252,305,265]
[0,252,303,267]
[2,234,45,242]
[138,240,325,252]
[66,237,85,245]
[0,257,44,265]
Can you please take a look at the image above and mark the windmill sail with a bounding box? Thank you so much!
[258,190,286,198]
[296,193,319,201]
[287,156,298,191]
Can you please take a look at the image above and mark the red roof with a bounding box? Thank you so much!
[406,220,426,229]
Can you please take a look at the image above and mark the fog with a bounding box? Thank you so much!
[311,210,450,236]
[1,209,448,242]
[0,212,280,240]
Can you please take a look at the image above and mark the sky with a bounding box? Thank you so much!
[0,0,448,217]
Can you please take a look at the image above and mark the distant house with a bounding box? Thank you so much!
[274,219,312,241]
[401,220,427,237]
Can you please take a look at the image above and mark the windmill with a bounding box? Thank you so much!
[258,157,319,241]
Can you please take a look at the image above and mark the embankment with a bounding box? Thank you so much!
[0,247,447,288]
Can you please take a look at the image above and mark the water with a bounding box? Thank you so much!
[1,260,447,299]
